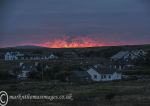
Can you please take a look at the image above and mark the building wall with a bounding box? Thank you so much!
[17,70,30,80]
[112,72,122,80]
[100,73,121,81]
[100,74,113,81]
[5,52,57,61]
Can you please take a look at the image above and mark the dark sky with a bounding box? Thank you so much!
[0,0,150,47]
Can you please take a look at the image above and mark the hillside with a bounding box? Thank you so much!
[0,44,150,52]
[0,44,150,59]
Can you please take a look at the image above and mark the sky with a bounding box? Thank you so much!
[0,0,150,48]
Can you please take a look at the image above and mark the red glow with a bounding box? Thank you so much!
[38,36,105,48]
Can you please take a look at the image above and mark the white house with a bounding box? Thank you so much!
[5,52,58,61]
[17,64,32,80]
[87,67,122,81]
[5,52,24,60]
[48,54,58,59]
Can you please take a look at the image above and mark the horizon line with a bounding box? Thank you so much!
[0,43,150,49]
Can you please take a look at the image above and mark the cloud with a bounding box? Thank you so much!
[0,0,150,47]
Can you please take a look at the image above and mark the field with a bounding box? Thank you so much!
[1,80,150,106]
[0,44,150,106]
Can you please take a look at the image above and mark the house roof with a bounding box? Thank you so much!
[111,50,145,60]
[63,51,78,57]
[98,69,121,74]
[132,50,145,56]
[17,53,56,58]
[72,70,91,78]
[10,52,19,55]
[91,66,121,74]
[111,51,129,59]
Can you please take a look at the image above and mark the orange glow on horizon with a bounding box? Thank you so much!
[38,36,105,48]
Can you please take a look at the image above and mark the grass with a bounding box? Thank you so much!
[124,67,150,75]
[1,80,150,106]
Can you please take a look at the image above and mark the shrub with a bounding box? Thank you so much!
[105,93,116,101]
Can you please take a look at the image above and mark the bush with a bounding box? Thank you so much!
[123,69,150,75]
[0,71,15,80]
[105,93,116,101]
